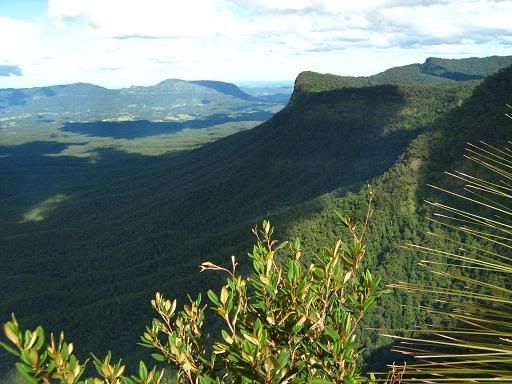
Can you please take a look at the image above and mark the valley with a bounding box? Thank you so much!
[0,80,290,156]
[1,56,512,378]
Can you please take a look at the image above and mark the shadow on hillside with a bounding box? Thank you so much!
[0,89,28,110]
[0,141,152,215]
[430,71,483,81]
[61,111,273,139]
[167,84,423,231]
[0,84,431,370]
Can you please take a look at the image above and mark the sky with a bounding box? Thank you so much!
[0,0,511,88]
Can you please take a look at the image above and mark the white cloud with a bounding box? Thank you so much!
[0,16,39,65]
[0,0,510,88]
[47,0,241,38]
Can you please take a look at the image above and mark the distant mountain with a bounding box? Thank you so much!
[294,55,512,95]
[0,83,114,110]
[190,80,258,101]
[0,78,274,116]
[127,78,257,101]
[0,78,287,156]
[239,82,294,103]
[420,55,512,79]
[1,55,511,377]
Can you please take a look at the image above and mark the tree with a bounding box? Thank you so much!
[2,189,383,384]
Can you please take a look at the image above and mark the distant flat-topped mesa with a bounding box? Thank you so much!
[124,79,257,101]
[293,55,512,95]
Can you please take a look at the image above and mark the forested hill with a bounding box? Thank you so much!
[1,56,511,376]
[0,78,262,113]
[189,80,259,101]
[294,55,512,94]
[276,64,512,368]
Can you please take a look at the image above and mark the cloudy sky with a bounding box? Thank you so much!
[0,0,511,88]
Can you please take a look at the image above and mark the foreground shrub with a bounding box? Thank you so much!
[2,193,382,383]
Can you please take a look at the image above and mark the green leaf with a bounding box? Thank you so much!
[227,278,236,291]
[264,284,276,297]
[363,296,376,311]
[343,341,358,359]
[340,254,355,268]
[309,379,332,384]
[207,290,220,306]
[221,329,233,344]
[138,361,148,380]
[252,259,261,273]
[151,353,165,362]
[61,341,69,358]
[0,341,20,356]
[226,295,234,313]
[324,326,340,341]
[313,267,324,280]
[199,375,216,384]
[47,361,56,373]
[277,351,290,369]
[334,210,344,222]
[287,262,295,282]
[34,326,45,351]
[15,363,38,384]
[123,377,136,384]
[20,350,32,365]
[69,354,78,367]
[317,341,330,354]
[291,320,304,334]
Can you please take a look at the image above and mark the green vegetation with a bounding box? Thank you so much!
[294,55,512,95]
[1,56,512,380]
[2,214,383,383]
[277,63,512,368]
[420,56,512,79]
[0,80,289,156]
[384,129,512,382]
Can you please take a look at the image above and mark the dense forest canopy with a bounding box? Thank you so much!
[1,55,512,379]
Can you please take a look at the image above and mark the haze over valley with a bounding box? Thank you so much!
[0,79,292,156]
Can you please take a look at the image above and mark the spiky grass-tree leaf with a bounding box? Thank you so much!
[390,116,512,383]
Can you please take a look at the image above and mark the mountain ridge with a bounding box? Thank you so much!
[0,78,273,113]
[278,64,512,368]
[0,79,269,109]
[1,55,511,376]
[293,55,512,96]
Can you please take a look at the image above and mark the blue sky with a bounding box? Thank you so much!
[0,0,47,21]
[0,0,511,88]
